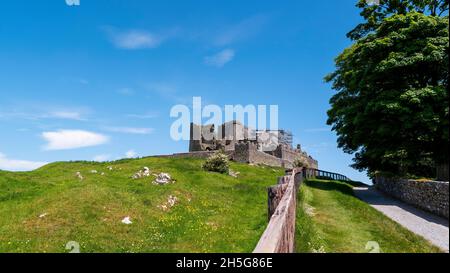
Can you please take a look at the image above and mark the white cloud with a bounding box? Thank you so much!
[42,130,109,151]
[93,154,111,162]
[105,28,164,50]
[204,49,235,68]
[125,150,138,158]
[104,127,154,135]
[0,153,48,171]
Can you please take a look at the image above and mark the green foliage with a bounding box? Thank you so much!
[296,179,441,253]
[348,0,449,40]
[326,11,449,177]
[202,151,230,174]
[0,157,284,253]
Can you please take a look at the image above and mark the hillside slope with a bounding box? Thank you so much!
[296,179,441,253]
[0,157,284,253]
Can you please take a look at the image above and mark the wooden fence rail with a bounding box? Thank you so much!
[254,167,352,253]
[254,168,305,253]
[312,169,351,182]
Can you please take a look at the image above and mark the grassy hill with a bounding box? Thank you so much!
[0,157,284,253]
[296,179,441,253]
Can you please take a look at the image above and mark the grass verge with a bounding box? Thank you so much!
[295,179,441,253]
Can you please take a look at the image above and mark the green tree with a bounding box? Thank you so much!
[326,2,449,178]
[348,0,449,40]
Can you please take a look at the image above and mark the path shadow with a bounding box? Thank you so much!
[305,180,355,197]
[353,187,449,228]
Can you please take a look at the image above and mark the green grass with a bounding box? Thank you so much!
[0,157,285,253]
[295,179,442,253]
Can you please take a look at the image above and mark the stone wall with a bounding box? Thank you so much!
[154,145,286,169]
[234,142,283,167]
[267,145,319,170]
[374,177,449,219]
[152,150,233,159]
[233,142,252,163]
[156,142,317,170]
[234,142,320,169]
[249,150,283,167]
[306,157,319,170]
[280,147,299,163]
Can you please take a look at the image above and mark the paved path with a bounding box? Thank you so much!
[354,187,449,252]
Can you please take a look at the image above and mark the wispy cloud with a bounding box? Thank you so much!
[49,111,85,121]
[0,105,89,121]
[60,77,89,85]
[126,112,159,119]
[0,152,48,171]
[103,26,178,50]
[145,82,190,104]
[42,130,109,151]
[104,127,154,135]
[214,14,269,46]
[147,82,177,94]
[204,49,235,68]
[302,142,332,155]
[93,154,111,162]
[304,128,330,133]
[79,79,89,85]
[108,30,162,49]
[125,150,138,158]
[101,14,267,50]
[116,88,135,96]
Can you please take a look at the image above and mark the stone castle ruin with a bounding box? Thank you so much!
[189,121,318,169]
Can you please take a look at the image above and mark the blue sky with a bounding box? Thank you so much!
[0,0,370,183]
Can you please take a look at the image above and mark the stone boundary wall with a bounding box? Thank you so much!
[151,151,234,159]
[249,150,283,167]
[153,142,318,170]
[234,142,283,167]
[306,157,319,170]
[267,145,319,169]
[374,177,449,219]
[254,168,305,253]
[233,143,252,163]
[151,148,283,168]
[152,151,214,158]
